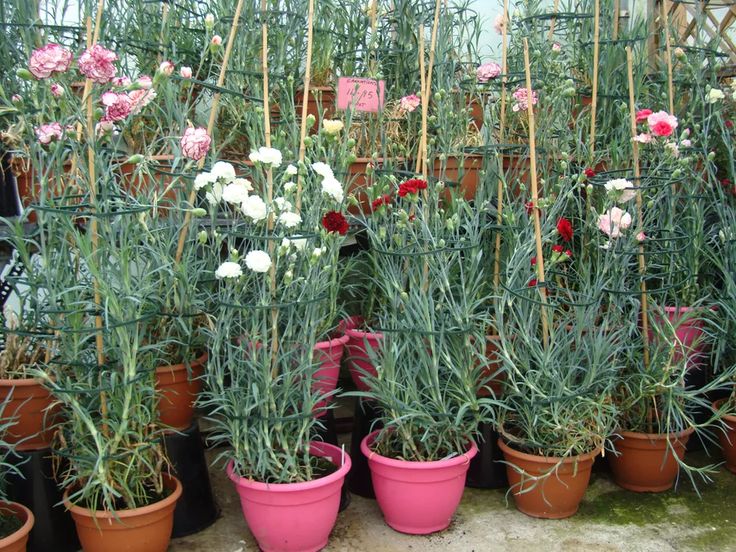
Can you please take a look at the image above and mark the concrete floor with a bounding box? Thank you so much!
[170,448,736,552]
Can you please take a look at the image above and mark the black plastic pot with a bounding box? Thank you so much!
[315,409,351,512]
[164,422,220,538]
[348,399,382,498]
[6,447,79,552]
[465,421,508,489]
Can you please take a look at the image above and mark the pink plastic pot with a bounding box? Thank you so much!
[361,430,477,534]
[312,334,349,417]
[227,441,351,552]
[650,306,715,370]
[344,320,384,392]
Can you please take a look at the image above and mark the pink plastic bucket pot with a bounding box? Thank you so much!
[649,306,714,370]
[344,322,384,392]
[227,442,351,552]
[361,430,477,534]
[312,334,349,416]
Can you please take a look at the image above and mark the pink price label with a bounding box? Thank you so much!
[337,77,386,113]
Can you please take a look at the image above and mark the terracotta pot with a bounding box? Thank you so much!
[609,427,694,492]
[227,441,351,552]
[466,93,493,130]
[0,501,34,552]
[499,439,599,519]
[361,430,477,534]
[118,154,185,209]
[155,353,207,430]
[295,86,336,131]
[0,378,58,451]
[434,154,483,201]
[713,399,736,474]
[312,335,349,416]
[346,158,407,215]
[344,322,384,393]
[64,474,182,552]
[11,158,74,223]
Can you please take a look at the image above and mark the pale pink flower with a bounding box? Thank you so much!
[647,110,678,137]
[476,62,502,83]
[158,61,174,76]
[636,232,647,242]
[635,109,652,123]
[112,76,131,87]
[35,122,63,145]
[680,139,692,148]
[29,43,73,79]
[552,43,562,53]
[128,88,157,114]
[180,66,193,79]
[96,120,114,136]
[512,87,538,112]
[665,141,680,157]
[400,94,421,112]
[211,35,222,46]
[78,44,118,84]
[101,91,133,121]
[11,94,22,103]
[181,127,211,160]
[633,133,652,144]
[137,75,153,89]
[493,14,506,34]
[597,207,632,238]
[50,83,64,97]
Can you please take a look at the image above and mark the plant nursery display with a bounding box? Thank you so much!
[0,0,735,550]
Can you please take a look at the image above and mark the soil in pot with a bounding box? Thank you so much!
[609,427,694,492]
[64,475,182,552]
[155,352,207,431]
[361,430,477,535]
[498,439,599,519]
[227,441,351,552]
[0,378,59,451]
[0,501,34,552]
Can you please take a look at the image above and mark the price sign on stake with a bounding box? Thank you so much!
[337,77,385,112]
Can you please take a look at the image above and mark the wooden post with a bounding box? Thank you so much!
[548,0,560,40]
[416,0,441,179]
[590,0,600,158]
[626,46,651,370]
[613,0,620,40]
[660,1,675,114]
[523,39,549,348]
[174,0,246,264]
[493,0,509,289]
[295,0,315,212]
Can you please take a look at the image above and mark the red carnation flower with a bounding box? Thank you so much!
[727,120,734,129]
[525,201,537,215]
[398,178,428,198]
[557,217,573,242]
[564,249,572,257]
[531,256,537,266]
[528,278,537,287]
[584,168,596,178]
[371,194,392,212]
[635,109,652,123]
[552,244,564,253]
[322,211,349,235]
[721,178,732,188]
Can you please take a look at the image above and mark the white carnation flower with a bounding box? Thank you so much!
[284,181,296,192]
[321,176,344,202]
[245,250,272,273]
[211,161,236,181]
[278,211,302,228]
[286,164,298,176]
[222,181,250,204]
[707,88,725,104]
[194,172,215,190]
[311,162,334,180]
[206,182,223,205]
[282,236,307,250]
[249,147,282,168]
[274,197,293,212]
[312,247,323,257]
[604,178,636,203]
[215,261,242,279]
[233,177,253,191]
[242,195,268,222]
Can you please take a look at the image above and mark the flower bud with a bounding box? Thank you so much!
[124,154,145,165]
[197,230,207,244]
[16,68,33,81]
[211,35,222,47]
[303,136,313,147]
[708,151,716,161]
[346,138,356,149]
[205,13,215,30]
[191,207,207,217]
[306,114,316,128]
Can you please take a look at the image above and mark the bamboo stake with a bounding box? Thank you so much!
[660,1,675,114]
[613,0,620,40]
[590,0,600,158]
[416,0,441,179]
[174,0,246,264]
[260,0,280,378]
[295,0,315,213]
[548,0,560,40]
[625,46,650,370]
[157,2,170,66]
[523,38,549,349]
[369,0,379,74]
[493,0,509,289]
[415,27,426,176]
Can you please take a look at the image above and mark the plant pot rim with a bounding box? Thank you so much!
[713,399,736,422]
[314,334,349,350]
[345,327,384,340]
[154,351,208,374]
[663,305,718,313]
[226,441,351,492]
[0,376,48,387]
[349,156,407,163]
[63,474,182,520]
[498,438,601,465]
[0,501,34,548]
[615,426,695,441]
[361,429,478,468]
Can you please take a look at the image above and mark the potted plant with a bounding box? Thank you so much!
[352,173,494,534]
[199,150,351,551]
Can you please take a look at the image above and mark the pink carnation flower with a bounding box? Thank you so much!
[400,94,421,112]
[35,122,63,145]
[101,91,133,122]
[597,207,632,238]
[128,88,157,114]
[96,120,114,137]
[493,14,506,34]
[29,43,73,79]
[647,110,678,138]
[476,62,502,83]
[181,127,211,161]
[137,75,153,89]
[158,61,174,76]
[635,109,652,123]
[180,66,193,79]
[50,83,64,97]
[78,44,118,84]
[512,87,538,112]
[112,76,131,87]
[633,133,652,144]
